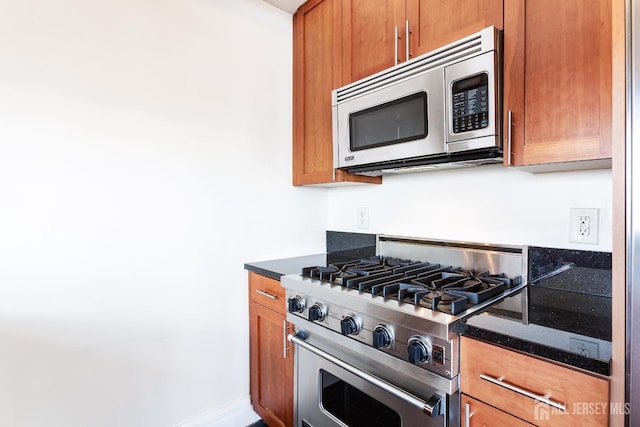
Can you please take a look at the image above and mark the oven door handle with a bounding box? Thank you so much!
[288,333,443,417]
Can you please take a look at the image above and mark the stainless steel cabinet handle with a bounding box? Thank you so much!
[405,20,411,61]
[283,321,288,358]
[394,25,399,66]
[255,289,277,300]
[480,374,567,411]
[289,333,442,417]
[507,110,513,166]
[464,402,473,426]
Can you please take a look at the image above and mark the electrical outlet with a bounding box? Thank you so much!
[569,208,599,244]
[357,207,369,229]
[569,337,599,358]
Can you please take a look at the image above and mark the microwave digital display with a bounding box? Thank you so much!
[451,73,489,133]
[349,92,428,151]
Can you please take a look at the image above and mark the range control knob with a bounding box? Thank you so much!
[407,336,432,365]
[308,303,327,322]
[372,325,393,348]
[287,296,305,314]
[340,314,362,336]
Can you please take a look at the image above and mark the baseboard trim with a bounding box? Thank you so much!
[174,397,260,427]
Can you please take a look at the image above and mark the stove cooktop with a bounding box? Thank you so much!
[302,256,522,316]
[282,236,528,379]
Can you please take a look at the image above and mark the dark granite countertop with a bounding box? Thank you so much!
[244,254,329,281]
[244,231,377,281]
[459,246,612,376]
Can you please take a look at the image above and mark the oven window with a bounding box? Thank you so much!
[320,369,401,427]
[349,92,428,151]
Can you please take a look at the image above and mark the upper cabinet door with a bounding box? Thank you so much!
[292,0,382,186]
[293,0,342,185]
[503,0,612,167]
[342,0,406,84]
[405,0,503,58]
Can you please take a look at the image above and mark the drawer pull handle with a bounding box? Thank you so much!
[464,402,474,426]
[480,374,566,411]
[255,289,277,300]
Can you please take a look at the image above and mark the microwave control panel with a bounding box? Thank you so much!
[451,73,489,133]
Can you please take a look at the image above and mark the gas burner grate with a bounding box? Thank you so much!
[300,256,522,315]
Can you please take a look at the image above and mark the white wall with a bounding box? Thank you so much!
[328,165,612,252]
[0,0,327,426]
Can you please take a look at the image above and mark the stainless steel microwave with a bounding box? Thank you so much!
[332,27,503,175]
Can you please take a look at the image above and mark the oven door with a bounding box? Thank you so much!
[290,334,452,427]
[333,67,445,169]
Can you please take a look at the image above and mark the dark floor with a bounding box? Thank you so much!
[246,420,268,427]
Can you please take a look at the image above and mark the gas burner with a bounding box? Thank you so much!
[415,289,468,314]
[299,257,523,316]
[300,255,523,315]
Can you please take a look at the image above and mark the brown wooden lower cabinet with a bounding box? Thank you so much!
[461,394,535,427]
[249,272,293,427]
[460,336,609,427]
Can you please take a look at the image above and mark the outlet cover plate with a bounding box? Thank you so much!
[357,207,369,229]
[569,337,599,358]
[569,208,599,244]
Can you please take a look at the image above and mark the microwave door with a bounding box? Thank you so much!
[336,68,445,169]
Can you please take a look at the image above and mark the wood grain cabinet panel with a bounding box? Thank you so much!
[292,0,381,186]
[406,0,503,58]
[249,272,293,427]
[341,0,405,83]
[503,0,612,167]
[460,337,609,427]
[461,394,536,427]
[342,0,503,82]
[249,271,285,312]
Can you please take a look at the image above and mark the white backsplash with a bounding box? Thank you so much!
[328,164,612,252]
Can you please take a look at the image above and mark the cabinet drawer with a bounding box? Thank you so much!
[461,394,535,427]
[460,337,609,426]
[249,271,285,313]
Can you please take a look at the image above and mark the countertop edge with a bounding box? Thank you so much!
[243,264,284,281]
[244,253,329,281]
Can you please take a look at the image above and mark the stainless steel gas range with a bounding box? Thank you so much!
[281,235,527,427]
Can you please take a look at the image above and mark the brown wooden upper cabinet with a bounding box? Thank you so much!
[293,0,504,186]
[341,0,404,84]
[405,0,503,60]
[342,0,503,85]
[293,0,612,185]
[503,0,613,167]
[293,0,382,186]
